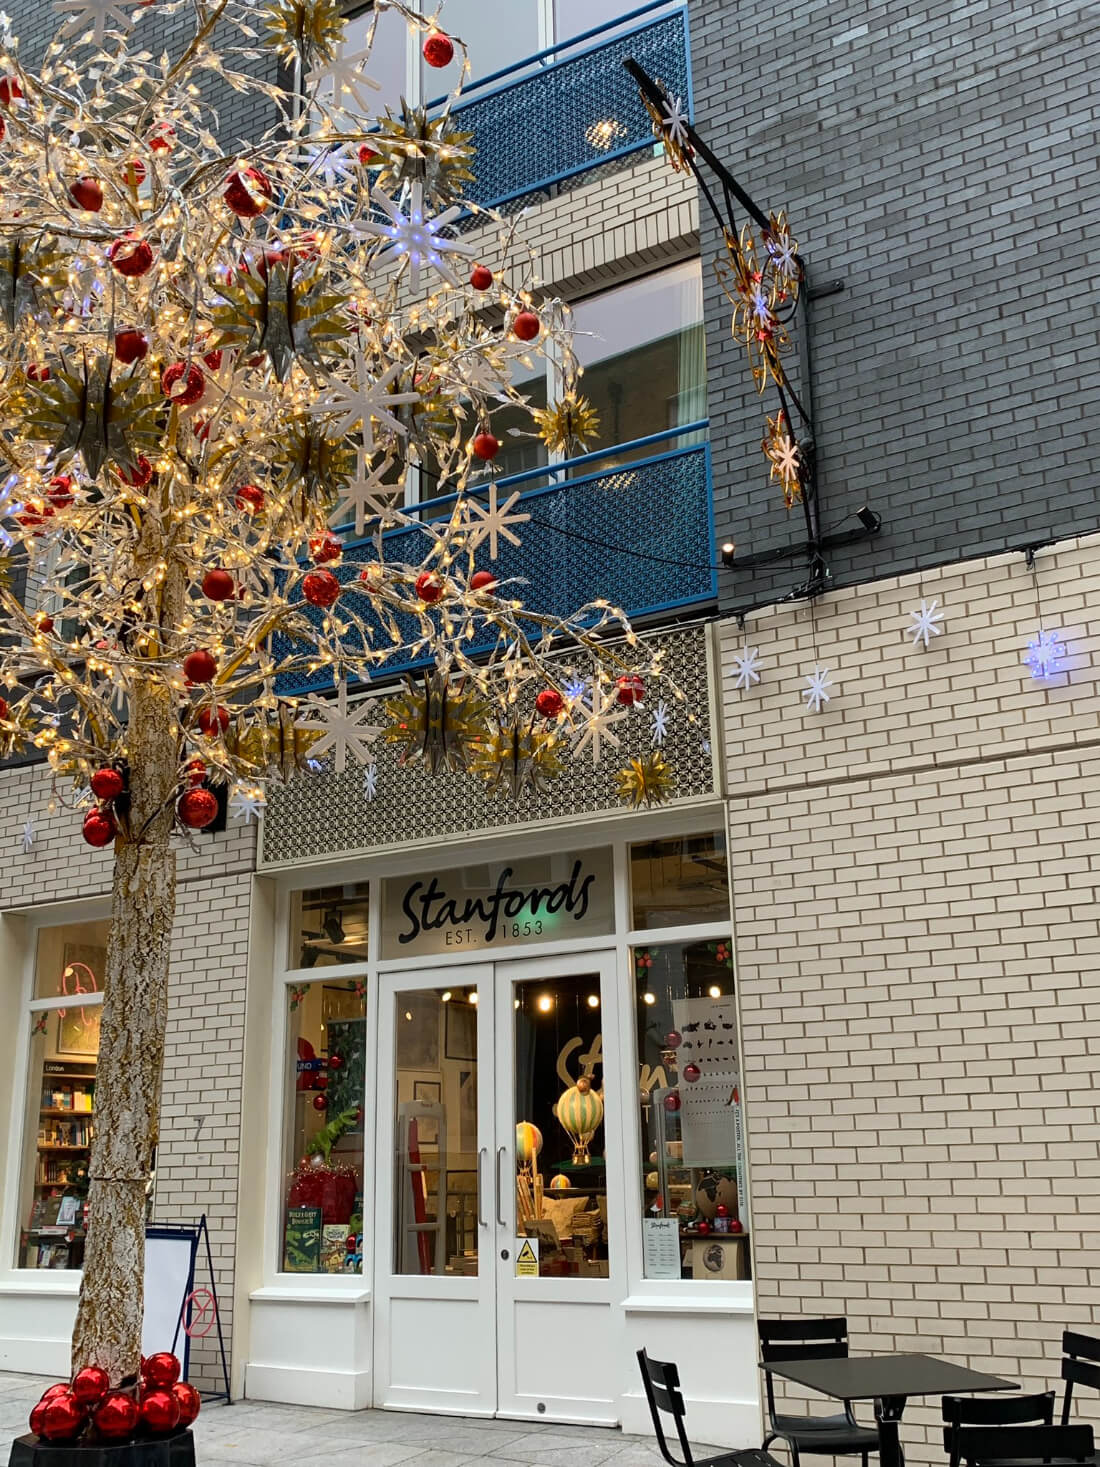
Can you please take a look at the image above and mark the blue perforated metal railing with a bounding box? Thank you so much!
[442,4,692,213]
[276,421,714,698]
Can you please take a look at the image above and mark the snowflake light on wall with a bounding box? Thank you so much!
[908,598,945,649]
[1023,629,1066,680]
[802,666,834,713]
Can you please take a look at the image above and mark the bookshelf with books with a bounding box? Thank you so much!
[22,1059,95,1270]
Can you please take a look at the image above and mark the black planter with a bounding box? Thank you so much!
[8,1431,194,1467]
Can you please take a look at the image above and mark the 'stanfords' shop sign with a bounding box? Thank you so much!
[381,850,613,958]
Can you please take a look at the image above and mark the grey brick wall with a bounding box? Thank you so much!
[688,0,1099,609]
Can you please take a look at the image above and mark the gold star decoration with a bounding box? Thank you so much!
[615,750,675,808]
[469,718,563,801]
[23,353,162,479]
[225,705,325,781]
[210,253,348,383]
[382,671,492,775]
[762,412,802,508]
[260,0,345,67]
[373,103,476,209]
[532,393,601,457]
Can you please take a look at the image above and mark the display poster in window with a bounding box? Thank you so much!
[671,996,746,1213]
[283,1207,322,1272]
[381,850,613,959]
[643,1217,682,1281]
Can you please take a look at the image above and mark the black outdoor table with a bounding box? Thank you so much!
[759,1353,1018,1467]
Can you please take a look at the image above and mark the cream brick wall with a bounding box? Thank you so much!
[720,534,1100,1457]
[0,763,256,1391]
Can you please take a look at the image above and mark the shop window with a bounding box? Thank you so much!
[288,882,370,968]
[18,919,109,1270]
[634,939,749,1281]
[391,986,480,1275]
[630,830,730,930]
[281,978,367,1273]
[513,973,609,1279]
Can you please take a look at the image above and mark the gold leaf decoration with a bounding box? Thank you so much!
[373,103,476,208]
[23,353,162,478]
[382,670,491,775]
[276,418,357,501]
[762,412,802,509]
[615,750,675,808]
[532,393,601,457]
[469,718,563,801]
[210,255,348,382]
[225,704,324,781]
[0,235,62,331]
[260,0,345,67]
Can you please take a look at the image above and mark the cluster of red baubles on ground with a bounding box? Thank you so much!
[27,1352,199,1444]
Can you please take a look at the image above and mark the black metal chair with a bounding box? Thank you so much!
[758,1318,879,1467]
[952,1424,1096,1467]
[942,1392,1056,1467]
[637,1349,786,1467]
[1061,1331,1100,1425]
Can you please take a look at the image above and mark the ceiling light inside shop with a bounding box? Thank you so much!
[708,985,722,998]
[587,994,600,1009]
[404,1010,413,1021]
[468,991,478,1005]
[441,991,452,1002]
[643,992,656,1006]
[537,994,553,1013]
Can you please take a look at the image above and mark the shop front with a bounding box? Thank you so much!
[243,819,761,1441]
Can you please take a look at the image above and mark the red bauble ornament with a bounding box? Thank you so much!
[666,1029,682,1048]
[235,483,265,514]
[202,569,235,602]
[0,697,9,719]
[198,705,230,737]
[140,1389,180,1434]
[148,123,175,152]
[123,157,147,188]
[535,688,564,719]
[92,1391,140,1441]
[470,264,493,291]
[71,1365,110,1406]
[202,348,223,372]
[302,570,341,609]
[118,455,153,488]
[183,649,217,683]
[422,30,454,67]
[68,176,103,212]
[470,570,497,592]
[29,1400,50,1438]
[162,361,205,406]
[185,758,207,785]
[224,166,273,218]
[40,1385,71,1403]
[34,612,54,634]
[108,237,155,277]
[683,1062,701,1082]
[0,116,5,142]
[472,432,500,462]
[715,1203,729,1219]
[82,809,117,848]
[314,1073,329,1091]
[415,571,444,604]
[663,1091,681,1113]
[513,310,540,342]
[0,76,23,107]
[327,1052,344,1070]
[47,475,74,507]
[25,363,50,381]
[143,1352,182,1389]
[358,143,378,165]
[346,1235,357,1252]
[697,1219,710,1236]
[312,1093,329,1112]
[41,1393,86,1442]
[309,531,342,564]
[729,1218,744,1234]
[178,787,217,830]
[171,1382,200,1428]
[90,768,124,801]
[114,328,149,365]
[616,672,645,706]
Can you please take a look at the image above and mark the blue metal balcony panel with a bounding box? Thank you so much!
[451,8,691,213]
[276,434,714,698]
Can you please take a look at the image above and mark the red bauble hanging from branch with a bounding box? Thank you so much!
[177,787,218,830]
[90,767,124,801]
[422,30,454,67]
[82,809,117,847]
[183,649,217,683]
[108,236,155,277]
[303,570,341,609]
[223,165,273,218]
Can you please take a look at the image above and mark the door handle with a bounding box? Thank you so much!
[496,1145,507,1228]
[477,1147,488,1227]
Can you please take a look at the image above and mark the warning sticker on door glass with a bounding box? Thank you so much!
[515,1238,539,1277]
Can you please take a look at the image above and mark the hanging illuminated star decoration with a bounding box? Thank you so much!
[21,818,34,853]
[296,680,384,772]
[763,413,802,509]
[802,666,834,713]
[54,0,133,41]
[470,719,562,800]
[306,354,419,452]
[650,699,670,747]
[356,180,476,293]
[228,783,267,823]
[616,751,674,808]
[728,644,763,692]
[462,483,530,561]
[1023,628,1066,680]
[908,598,945,649]
[571,693,628,765]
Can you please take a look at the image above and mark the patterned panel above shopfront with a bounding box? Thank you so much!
[260,625,716,869]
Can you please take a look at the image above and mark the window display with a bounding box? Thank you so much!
[630,830,730,929]
[513,974,609,1278]
[288,883,369,969]
[282,979,367,1273]
[18,918,109,1270]
[634,940,749,1281]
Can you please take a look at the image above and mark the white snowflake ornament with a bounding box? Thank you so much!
[356,180,477,294]
[728,644,763,692]
[461,483,530,560]
[21,818,34,853]
[802,666,834,713]
[307,355,418,452]
[660,94,690,149]
[1024,628,1066,680]
[296,680,384,772]
[571,693,628,766]
[650,700,670,747]
[364,763,378,802]
[228,783,266,823]
[54,0,132,42]
[908,598,945,649]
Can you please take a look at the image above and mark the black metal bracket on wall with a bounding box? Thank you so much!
[622,58,882,612]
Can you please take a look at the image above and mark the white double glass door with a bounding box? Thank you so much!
[372,950,624,1421]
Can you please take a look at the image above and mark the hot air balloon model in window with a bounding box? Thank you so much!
[556,1076,605,1165]
[515,1121,544,1224]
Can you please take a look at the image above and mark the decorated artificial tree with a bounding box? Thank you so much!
[0,0,677,1440]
